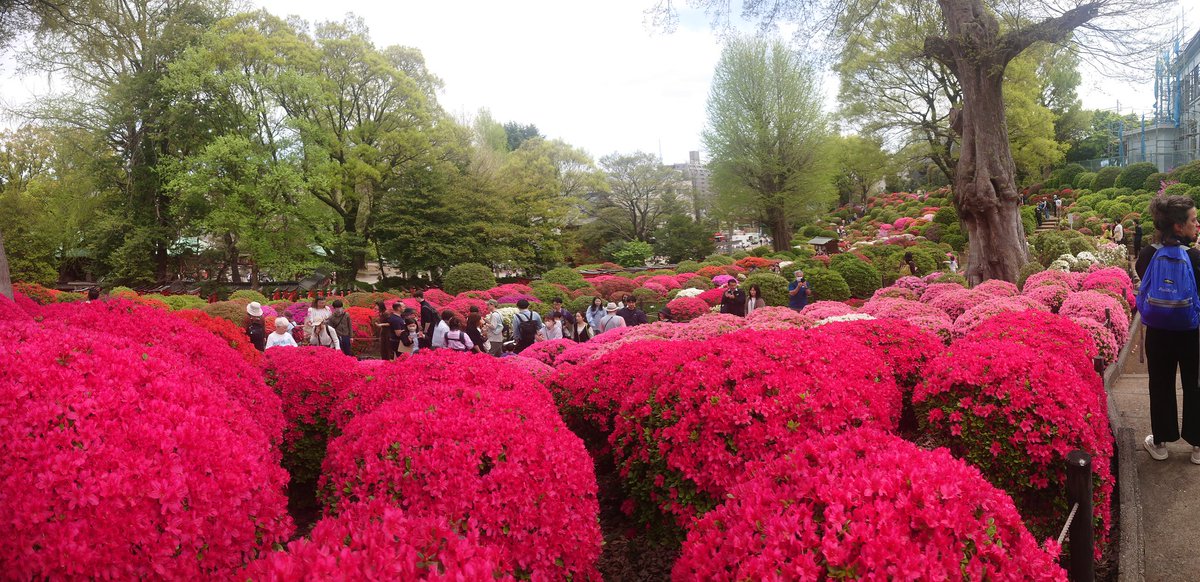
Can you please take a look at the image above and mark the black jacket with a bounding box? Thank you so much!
[720,288,747,316]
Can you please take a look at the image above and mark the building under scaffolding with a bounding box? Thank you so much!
[1119,27,1200,171]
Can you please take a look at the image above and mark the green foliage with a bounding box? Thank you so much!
[1066,235,1096,256]
[931,272,969,286]
[933,206,959,226]
[703,254,733,265]
[743,272,790,306]
[1047,163,1086,189]
[542,267,586,287]
[565,295,595,315]
[1020,206,1037,235]
[1016,261,1045,290]
[530,282,569,304]
[1115,162,1158,190]
[830,256,881,299]
[631,287,661,304]
[749,245,772,257]
[442,263,497,295]
[1092,166,1121,190]
[675,260,702,274]
[1143,172,1168,192]
[1074,172,1096,190]
[1031,231,1070,266]
[654,215,716,263]
[705,36,836,251]
[229,290,269,304]
[683,276,712,290]
[805,268,851,302]
[612,240,654,267]
[1169,160,1200,186]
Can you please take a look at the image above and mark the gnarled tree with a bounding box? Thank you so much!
[654,0,1176,283]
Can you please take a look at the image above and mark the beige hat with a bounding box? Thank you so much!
[274,317,290,328]
[246,301,264,317]
[605,302,619,312]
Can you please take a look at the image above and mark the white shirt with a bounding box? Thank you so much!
[444,329,474,351]
[306,306,332,326]
[266,331,299,350]
[598,313,626,333]
[542,323,563,340]
[1113,224,1124,242]
[487,311,505,341]
[309,325,340,350]
[432,320,450,348]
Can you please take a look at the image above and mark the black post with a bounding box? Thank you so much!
[1066,450,1094,582]
[1093,356,1105,376]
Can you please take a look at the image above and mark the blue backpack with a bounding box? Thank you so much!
[1138,244,1200,330]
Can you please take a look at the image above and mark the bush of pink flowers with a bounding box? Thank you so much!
[915,338,1114,557]
[892,275,927,294]
[586,276,639,300]
[919,281,968,303]
[642,282,669,296]
[38,300,285,447]
[519,338,578,366]
[320,386,601,580]
[798,300,856,320]
[973,278,1019,297]
[645,275,682,290]
[0,318,293,578]
[1069,317,1121,366]
[743,305,815,329]
[1023,269,1084,291]
[441,297,490,321]
[928,288,989,320]
[696,287,726,306]
[962,311,1100,378]
[952,296,1048,338]
[1023,283,1071,312]
[500,354,556,380]
[1081,267,1135,308]
[1059,290,1130,347]
[810,318,943,389]
[869,285,919,301]
[610,329,901,528]
[422,288,456,305]
[665,296,712,322]
[262,346,360,487]
[486,283,534,300]
[673,429,1066,581]
[247,501,512,580]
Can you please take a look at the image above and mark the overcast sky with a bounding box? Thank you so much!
[2,0,1195,165]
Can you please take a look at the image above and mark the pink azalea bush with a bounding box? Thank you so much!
[963,312,1100,378]
[1023,269,1084,292]
[611,329,901,527]
[915,338,1114,556]
[952,296,1048,338]
[743,306,815,330]
[928,288,988,320]
[262,347,361,487]
[665,296,711,322]
[320,385,601,579]
[919,281,968,303]
[892,275,927,295]
[1059,290,1130,347]
[869,285,918,301]
[696,287,726,307]
[973,278,1019,297]
[519,338,578,366]
[1023,284,1071,312]
[798,300,856,320]
[1069,317,1121,366]
[645,275,682,290]
[810,318,943,389]
[248,501,511,580]
[1081,267,1135,308]
[500,354,556,380]
[0,318,293,578]
[486,283,534,300]
[674,429,1067,581]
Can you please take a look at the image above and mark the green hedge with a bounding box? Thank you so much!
[743,272,790,306]
[806,268,851,302]
[1116,162,1158,190]
[831,256,881,299]
[442,263,497,295]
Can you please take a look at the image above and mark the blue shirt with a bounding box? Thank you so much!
[788,280,808,309]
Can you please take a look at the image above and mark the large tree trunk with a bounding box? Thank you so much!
[934,0,1028,284]
[766,204,791,252]
[0,228,12,300]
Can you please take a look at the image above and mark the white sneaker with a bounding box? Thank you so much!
[1144,435,1169,461]
[1191,446,1200,465]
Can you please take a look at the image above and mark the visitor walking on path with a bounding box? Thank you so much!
[431,310,453,349]
[616,297,648,326]
[266,317,299,350]
[596,302,626,334]
[573,310,593,341]
[245,301,266,352]
[486,300,505,355]
[720,279,746,316]
[305,297,332,338]
[745,284,766,314]
[309,319,340,350]
[417,290,438,350]
[1053,194,1062,218]
[465,309,487,354]
[513,299,544,353]
[386,302,408,358]
[1136,194,1200,463]
[586,297,607,335]
[443,317,475,352]
[327,300,353,357]
[787,270,808,311]
[548,298,576,340]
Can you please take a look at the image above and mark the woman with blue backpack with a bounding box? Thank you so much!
[1136,194,1200,464]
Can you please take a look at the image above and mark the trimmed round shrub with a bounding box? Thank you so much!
[805,268,851,302]
[262,347,360,487]
[830,256,881,299]
[674,429,1066,581]
[201,299,254,324]
[159,294,208,310]
[1074,171,1097,190]
[1168,159,1200,186]
[809,318,943,389]
[1060,290,1130,347]
[915,338,1114,557]
[529,281,570,304]
[973,279,1018,297]
[519,338,577,367]
[1092,165,1121,190]
[742,272,790,306]
[320,385,601,579]
[1115,161,1159,190]
[248,501,509,579]
[229,289,269,304]
[666,296,711,322]
[611,329,901,527]
[928,288,988,320]
[0,317,292,578]
[442,263,497,295]
[703,254,733,265]
[675,260,702,274]
[172,309,263,365]
[541,266,586,287]
[952,296,1047,338]
[743,306,816,330]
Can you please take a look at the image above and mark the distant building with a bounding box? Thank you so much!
[1119,27,1200,171]
[669,151,713,219]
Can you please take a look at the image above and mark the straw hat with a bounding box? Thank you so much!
[246,301,264,317]
[605,302,619,312]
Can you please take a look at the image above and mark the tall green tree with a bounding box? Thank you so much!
[21,0,231,284]
[665,0,1173,282]
[595,151,683,243]
[704,36,836,252]
[833,134,890,205]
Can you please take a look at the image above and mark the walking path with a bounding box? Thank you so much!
[1109,321,1197,581]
